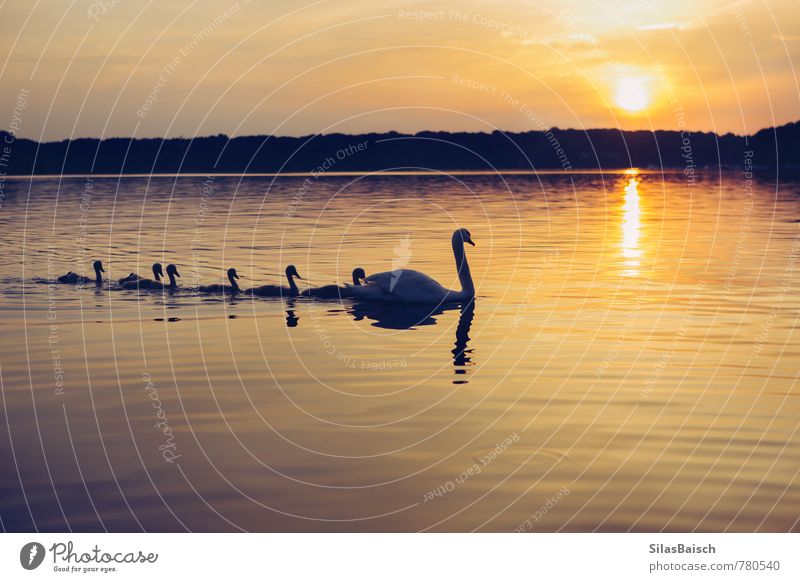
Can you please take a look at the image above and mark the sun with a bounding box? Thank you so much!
[616,78,648,112]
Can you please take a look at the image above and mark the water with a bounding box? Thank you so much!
[1,170,798,532]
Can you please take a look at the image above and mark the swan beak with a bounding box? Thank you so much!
[99,265,105,272]
[466,238,475,246]
[175,270,181,278]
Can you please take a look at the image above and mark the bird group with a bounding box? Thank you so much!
[55,228,476,305]
[58,261,182,290]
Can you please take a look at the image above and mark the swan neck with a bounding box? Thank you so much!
[229,273,239,292]
[453,238,474,296]
[95,267,103,285]
[168,272,177,288]
[287,273,299,294]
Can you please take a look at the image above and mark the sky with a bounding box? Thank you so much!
[1,0,798,140]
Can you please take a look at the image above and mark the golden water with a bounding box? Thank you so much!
[0,170,798,531]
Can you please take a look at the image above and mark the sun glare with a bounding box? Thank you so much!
[616,78,648,112]
[621,176,642,276]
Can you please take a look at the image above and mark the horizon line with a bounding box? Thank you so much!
[3,119,796,144]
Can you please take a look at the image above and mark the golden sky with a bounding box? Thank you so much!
[1,0,798,140]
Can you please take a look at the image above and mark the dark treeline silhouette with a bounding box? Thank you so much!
[2,121,798,175]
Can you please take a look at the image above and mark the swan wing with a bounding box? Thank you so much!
[347,282,391,301]
[302,284,346,298]
[118,272,139,284]
[198,284,236,294]
[58,272,92,284]
[249,284,283,296]
[123,278,162,290]
[362,270,451,303]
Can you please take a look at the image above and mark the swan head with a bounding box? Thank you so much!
[152,263,164,280]
[227,268,239,280]
[93,260,104,273]
[352,267,366,285]
[453,228,475,247]
[286,265,302,279]
[166,264,180,278]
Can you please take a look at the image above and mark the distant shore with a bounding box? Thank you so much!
[1,120,797,176]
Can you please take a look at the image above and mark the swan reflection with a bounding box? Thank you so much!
[347,299,476,383]
[285,299,299,328]
[347,301,449,330]
[452,301,475,383]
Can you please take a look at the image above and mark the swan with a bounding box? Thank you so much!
[162,264,180,289]
[198,267,240,295]
[347,228,475,304]
[301,267,366,298]
[121,263,179,290]
[249,265,303,297]
[126,264,179,290]
[57,260,104,285]
[118,272,139,285]
[120,263,163,288]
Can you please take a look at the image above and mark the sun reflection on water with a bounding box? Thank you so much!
[621,174,642,276]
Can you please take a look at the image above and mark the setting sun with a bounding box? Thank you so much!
[616,78,648,112]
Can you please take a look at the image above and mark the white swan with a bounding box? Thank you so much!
[302,267,365,298]
[249,265,303,297]
[348,229,475,304]
[198,267,240,295]
[58,260,104,285]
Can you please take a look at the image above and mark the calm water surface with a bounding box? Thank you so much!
[1,171,798,532]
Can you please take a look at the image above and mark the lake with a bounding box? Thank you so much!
[1,170,798,532]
